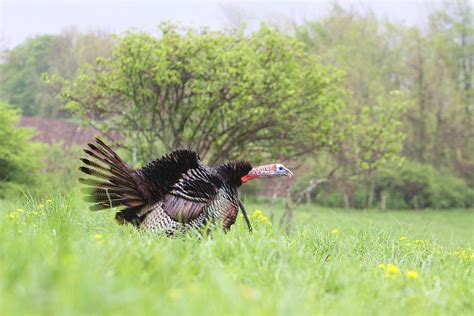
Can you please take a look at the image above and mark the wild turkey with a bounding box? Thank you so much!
[79,138,293,235]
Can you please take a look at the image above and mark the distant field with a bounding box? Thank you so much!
[273,203,474,246]
[0,194,472,315]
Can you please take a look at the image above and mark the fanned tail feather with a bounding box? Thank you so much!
[78,138,148,225]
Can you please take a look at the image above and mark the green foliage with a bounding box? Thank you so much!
[296,2,474,185]
[288,3,474,209]
[313,161,473,210]
[376,162,474,209]
[0,36,56,116]
[0,102,43,197]
[0,196,472,315]
[287,90,408,206]
[296,7,402,111]
[345,91,408,171]
[0,30,114,118]
[48,24,349,164]
[429,0,473,107]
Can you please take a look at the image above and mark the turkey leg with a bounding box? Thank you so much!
[238,200,252,232]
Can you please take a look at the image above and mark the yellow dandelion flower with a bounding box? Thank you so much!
[399,236,409,241]
[406,271,419,279]
[260,215,269,222]
[414,239,424,244]
[8,212,17,220]
[331,228,340,235]
[38,204,45,209]
[94,234,103,241]
[386,264,400,274]
[378,263,386,270]
[253,210,262,217]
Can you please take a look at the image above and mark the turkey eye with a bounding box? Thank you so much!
[278,166,283,170]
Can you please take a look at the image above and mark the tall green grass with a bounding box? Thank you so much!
[0,193,472,315]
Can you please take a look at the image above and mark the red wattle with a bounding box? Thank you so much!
[241,175,251,183]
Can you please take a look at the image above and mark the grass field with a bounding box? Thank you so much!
[0,193,473,315]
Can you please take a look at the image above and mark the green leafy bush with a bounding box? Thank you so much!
[47,24,348,165]
[380,162,474,209]
[0,102,43,197]
[310,162,473,210]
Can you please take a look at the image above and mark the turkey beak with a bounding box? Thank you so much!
[283,167,294,178]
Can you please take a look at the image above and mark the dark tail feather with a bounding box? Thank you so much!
[79,178,139,194]
[82,146,131,179]
[80,187,142,199]
[87,142,123,166]
[78,166,136,187]
[95,137,124,162]
[79,158,131,180]
[79,138,148,225]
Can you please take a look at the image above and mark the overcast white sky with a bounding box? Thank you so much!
[1,0,441,49]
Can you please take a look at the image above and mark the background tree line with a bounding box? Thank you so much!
[294,1,473,209]
[0,1,472,209]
